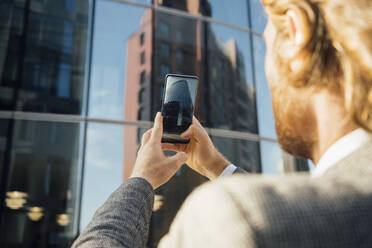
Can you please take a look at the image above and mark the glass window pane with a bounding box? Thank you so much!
[252,35,277,139]
[0,6,24,110]
[212,136,261,172]
[152,0,250,29]
[0,1,90,114]
[203,22,257,133]
[0,120,84,247]
[160,42,170,57]
[208,0,250,28]
[92,3,262,135]
[249,0,267,33]
[153,11,258,133]
[0,119,10,180]
[260,141,283,175]
[89,1,147,120]
[80,123,124,231]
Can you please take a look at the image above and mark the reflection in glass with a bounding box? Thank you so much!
[260,141,283,175]
[153,0,250,29]
[124,7,259,133]
[162,76,197,137]
[252,35,277,139]
[249,0,267,33]
[94,2,258,135]
[0,0,90,114]
[204,22,257,134]
[90,1,147,120]
[0,119,9,181]
[212,136,261,173]
[80,123,124,231]
[27,206,44,222]
[0,120,84,247]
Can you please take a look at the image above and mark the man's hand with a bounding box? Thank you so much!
[130,112,187,189]
[161,116,230,180]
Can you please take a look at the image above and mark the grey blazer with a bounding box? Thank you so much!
[72,141,372,248]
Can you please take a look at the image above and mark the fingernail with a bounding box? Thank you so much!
[155,112,160,120]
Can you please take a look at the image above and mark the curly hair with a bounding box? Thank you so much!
[262,0,372,132]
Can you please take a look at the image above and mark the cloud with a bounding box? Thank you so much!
[85,123,124,170]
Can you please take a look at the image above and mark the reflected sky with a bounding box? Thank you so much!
[208,0,249,28]
[80,123,124,231]
[253,35,277,139]
[260,141,282,174]
[249,0,267,33]
[130,0,251,29]
[89,1,146,119]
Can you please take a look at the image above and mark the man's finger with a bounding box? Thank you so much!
[181,116,208,142]
[180,125,194,139]
[161,143,179,151]
[150,112,163,143]
[141,129,152,146]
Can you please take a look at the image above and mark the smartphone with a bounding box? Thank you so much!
[161,74,199,144]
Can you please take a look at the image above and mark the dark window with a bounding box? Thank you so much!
[176,30,182,42]
[159,22,170,37]
[0,2,89,115]
[138,88,145,103]
[65,0,76,11]
[160,85,164,101]
[140,52,145,65]
[2,120,83,247]
[18,121,30,141]
[138,108,144,120]
[176,50,182,64]
[137,128,141,144]
[63,21,74,54]
[160,64,170,78]
[57,63,71,98]
[160,42,170,57]
[50,123,58,144]
[140,32,145,45]
[140,71,146,84]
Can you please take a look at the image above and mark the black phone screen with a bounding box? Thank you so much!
[161,74,198,144]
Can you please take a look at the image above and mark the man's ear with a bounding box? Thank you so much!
[286,7,312,71]
[286,7,311,47]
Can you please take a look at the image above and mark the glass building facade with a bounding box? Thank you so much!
[0,0,308,247]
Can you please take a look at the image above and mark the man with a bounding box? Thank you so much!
[73,0,372,247]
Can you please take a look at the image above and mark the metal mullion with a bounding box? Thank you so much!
[0,111,277,143]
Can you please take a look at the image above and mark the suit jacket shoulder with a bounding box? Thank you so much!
[159,141,372,248]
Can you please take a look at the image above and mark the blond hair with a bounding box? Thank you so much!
[262,0,372,132]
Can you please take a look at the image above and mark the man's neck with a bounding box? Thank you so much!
[311,91,358,165]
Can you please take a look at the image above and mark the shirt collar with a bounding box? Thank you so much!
[311,128,372,177]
